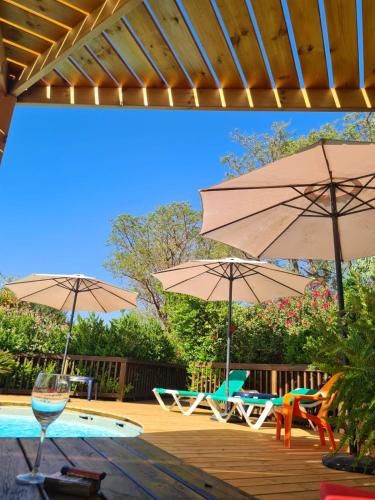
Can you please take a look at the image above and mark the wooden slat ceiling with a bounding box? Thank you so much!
[0,0,374,110]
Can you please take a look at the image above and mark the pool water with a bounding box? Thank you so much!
[0,407,142,438]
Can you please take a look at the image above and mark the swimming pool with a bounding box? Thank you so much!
[0,406,142,438]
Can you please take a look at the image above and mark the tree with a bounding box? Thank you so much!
[220,112,375,283]
[105,202,229,323]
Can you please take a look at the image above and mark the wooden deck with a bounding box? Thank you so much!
[1,396,375,499]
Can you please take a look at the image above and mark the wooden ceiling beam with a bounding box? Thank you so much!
[11,0,142,96]
[0,25,8,93]
[17,85,374,111]
[0,92,16,164]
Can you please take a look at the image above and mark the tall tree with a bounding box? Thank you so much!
[105,202,229,323]
[220,112,375,283]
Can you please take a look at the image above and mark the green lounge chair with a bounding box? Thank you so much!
[206,388,317,427]
[153,369,250,416]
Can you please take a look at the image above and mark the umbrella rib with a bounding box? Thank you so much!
[163,264,225,291]
[282,202,328,217]
[336,185,375,214]
[258,186,331,257]
[232,263,261,303]
[340,197,375,216]
[218,263,231,279]
[206,274,224,301]
[81,279,108,312]
[249,268,306,296]
[242,276,261,304]
[291,186,332,216]
[7,277,65,286]
[321,142,333,182]
[10,278,72,301]
[59,288,73,311]
[154,263,208,275]
[248,262,308,279]
[340,206,374,217]
[87,288,107,313]
[89,285,136,308]
[201,185,326,237]
[337,175,375,214]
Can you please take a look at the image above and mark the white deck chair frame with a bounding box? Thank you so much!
[206,391,321,429]
[152,389,206,416]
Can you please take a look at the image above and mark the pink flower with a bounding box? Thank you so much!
[324,289,332,296]
[313,290,320,297]
[322,303,330,308]
[286,319,293,325]
[288,311,296,317]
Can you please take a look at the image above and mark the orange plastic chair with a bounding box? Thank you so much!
[275,372,342,449]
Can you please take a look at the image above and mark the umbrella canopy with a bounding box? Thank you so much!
[200,140,375,333]
[153,258,312,302]
[200,140,375,261]
[154,258,312,398]
[6,274,137,371]
[6,274,137,312]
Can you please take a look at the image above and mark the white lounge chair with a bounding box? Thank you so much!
[153,369,250,416]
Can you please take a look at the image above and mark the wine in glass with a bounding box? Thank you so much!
[17,372,70,485]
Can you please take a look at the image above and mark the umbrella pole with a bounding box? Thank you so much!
[61,279,80,375]
[330,184,346,340]
[225,264,234,405]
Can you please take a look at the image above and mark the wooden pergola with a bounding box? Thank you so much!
[0,0,374,163]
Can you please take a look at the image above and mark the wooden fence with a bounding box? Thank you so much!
[0,354,325,402]
[191,362,327,396]
[0,353,187,401]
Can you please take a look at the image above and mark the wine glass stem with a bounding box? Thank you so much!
[31,426,47,477]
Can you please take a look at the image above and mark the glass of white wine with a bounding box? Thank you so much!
[17,372,70,485]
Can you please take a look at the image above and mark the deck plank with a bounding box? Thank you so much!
[0,439,42,499]
[1,397,374,500]
[54,437,149,499]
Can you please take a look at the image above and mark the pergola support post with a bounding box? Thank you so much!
[0,93,16,164]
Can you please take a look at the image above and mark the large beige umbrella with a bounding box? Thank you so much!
[200,140,375,331]
[6,274,137,371]
[154,258,312,398]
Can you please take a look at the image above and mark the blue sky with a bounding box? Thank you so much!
[0,106,346,286]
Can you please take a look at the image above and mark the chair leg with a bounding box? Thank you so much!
[317,424,326,446]
[206,398,227,423]
[284,408,293,448]
[325,425,336,451]
[181,393,205,415]
[153,390,171,411]
[275,412,282,441]
[252,401,274,430]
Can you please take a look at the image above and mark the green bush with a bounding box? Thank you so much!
[70,311,176,362]
[164,285,337,365]
[0,289,67,353]
[313,262,375,458]
[0,351,15,375]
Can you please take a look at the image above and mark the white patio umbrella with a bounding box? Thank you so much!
[200,140,375,335]
[6,274,137,372]
[154,258,312,398]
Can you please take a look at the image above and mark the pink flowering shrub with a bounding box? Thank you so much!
[231,285,337,363]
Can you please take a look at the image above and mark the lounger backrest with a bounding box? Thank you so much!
[214,370,249,397]
[316,372,343,418]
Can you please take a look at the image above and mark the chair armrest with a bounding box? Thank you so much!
[282,393,325,408]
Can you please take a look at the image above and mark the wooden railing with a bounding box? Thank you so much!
[191,362,327,396]
[0,354,326,402]
[0,353,187,401]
